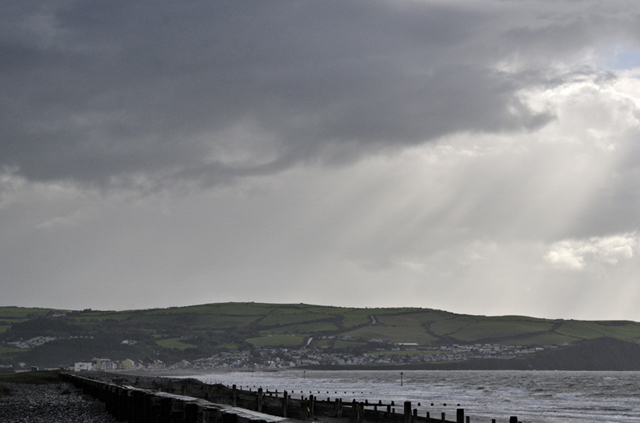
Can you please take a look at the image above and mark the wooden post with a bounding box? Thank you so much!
[456,408,464,423]
[221,409,238,423]
[130,391,142,423]
[119,388,127,421]
[130,390,138,421]
[466,416,470,423]
[232,384,237,407]
[404,401,412,423]
[125,390,133,422]
[111,387,119,420]
[258,387,263,412]
[354,401,362,423]
[441,412,446,422]
[509,417,518,423]
[184,403,199,423]
[170,400,185,423]
[283,390,288,417]
[309,394,315,417]
[146,395,161,423]
[106,386,117,417]
[300,399,309,420]
[202,407,218,423]
[159,398,172,423]
[134,391,145,422]
[351,400,357,423]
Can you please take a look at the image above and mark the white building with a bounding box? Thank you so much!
[74,362,92,371]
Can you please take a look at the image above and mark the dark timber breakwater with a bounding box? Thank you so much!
[60,373,521,423]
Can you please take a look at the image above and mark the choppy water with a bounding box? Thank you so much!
[186,370,640,423]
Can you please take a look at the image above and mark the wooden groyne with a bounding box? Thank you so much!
[60,373,299,423]
[60,373,520,423]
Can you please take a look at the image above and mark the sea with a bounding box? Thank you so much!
[183,370,640,423]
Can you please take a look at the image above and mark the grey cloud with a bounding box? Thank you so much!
[0,0,636,185]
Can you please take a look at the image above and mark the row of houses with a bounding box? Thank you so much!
[74,358,155,372]
[73,357,192,372]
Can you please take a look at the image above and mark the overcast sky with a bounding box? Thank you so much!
[3,0,640,320]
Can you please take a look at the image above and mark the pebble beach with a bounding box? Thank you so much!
[0,381,116,423]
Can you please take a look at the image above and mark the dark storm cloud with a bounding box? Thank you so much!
[1,0,636,184]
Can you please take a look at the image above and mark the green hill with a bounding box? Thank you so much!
[1,303,640,368]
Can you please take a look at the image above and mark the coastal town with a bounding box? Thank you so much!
[61,341,554,372]
[185,343,551,370]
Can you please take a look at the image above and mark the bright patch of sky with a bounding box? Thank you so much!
[601,43,640,70]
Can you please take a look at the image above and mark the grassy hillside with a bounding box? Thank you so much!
[1,303,640,367]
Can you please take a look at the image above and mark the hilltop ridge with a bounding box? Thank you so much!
[1,303,639,370]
